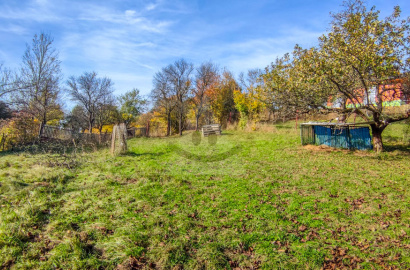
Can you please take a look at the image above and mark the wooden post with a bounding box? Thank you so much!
[295,110,298,130]
[111,125,117,155]
[111,123,128,156]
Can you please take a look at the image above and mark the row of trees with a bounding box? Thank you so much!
[1,0,409,152]
[193,0,408,153]
[150,59,240,136]
[147,1,410,152]
[0,33,147,141]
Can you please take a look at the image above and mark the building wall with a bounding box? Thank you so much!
[327,80,408,108]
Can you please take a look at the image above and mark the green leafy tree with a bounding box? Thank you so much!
[315,1,410,152]
[263,0,410,152]
[65,105,88,132]
[118,88,147,128]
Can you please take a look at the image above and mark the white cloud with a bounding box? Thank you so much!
[76,4,172,33]
[146,3,158,11]
[0,0,350,97]
[0,24,28,35]
[125,10,136,17]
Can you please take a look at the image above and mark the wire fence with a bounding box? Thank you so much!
[40,125,148,148]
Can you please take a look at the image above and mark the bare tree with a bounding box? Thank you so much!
[67,71,114,134]
[151,70,176,136]
[193,62,218,130]
[164,59,194,135]
[0,63,12,98]
[17,33,62,136]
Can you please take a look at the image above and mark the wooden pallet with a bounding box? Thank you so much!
[202,124,221,137]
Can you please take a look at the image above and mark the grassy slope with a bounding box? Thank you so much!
[0,122,409,269]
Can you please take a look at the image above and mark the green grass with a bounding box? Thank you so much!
[0,121,409,269]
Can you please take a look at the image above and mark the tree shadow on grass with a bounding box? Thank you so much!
[368,143,410,161]
[122,151,167,158]
[383,144,410,154]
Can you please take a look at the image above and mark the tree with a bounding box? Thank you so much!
[118,88,147,128]
[64,105,88,132]
[313,1,410,152]
[0,63,13,98]
[235,69,265,123]
[193,62,218,130]
[0,101,11,119]
[95,94,118,134]
[151,70,176,136]
[263,1,410,152]
[0,111,39,150]
[401,72,410,105]
[17,33,62,136]
[67,71,114,134]
[208,70,239,126]
[164,59,194,136]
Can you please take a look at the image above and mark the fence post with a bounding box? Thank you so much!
[111,123,128,156]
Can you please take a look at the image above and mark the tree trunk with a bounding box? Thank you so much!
[195,115,199,131]
[370,124,385,153]
[88,112,93,134]
[179,109,183,136]
[39,121,45,138]
[166,112,171,136]
[39,110,47,138]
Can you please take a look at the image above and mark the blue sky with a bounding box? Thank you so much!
[1,0,409,100]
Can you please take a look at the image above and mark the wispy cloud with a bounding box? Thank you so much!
[0,24,28,35]
[0,4,63,23]
[2,0,409,98]
[145,3,158,11]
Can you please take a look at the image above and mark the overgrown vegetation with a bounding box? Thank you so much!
[0,122,409,269]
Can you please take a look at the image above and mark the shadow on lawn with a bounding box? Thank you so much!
[382,144,410,158]
[123,151,168,158]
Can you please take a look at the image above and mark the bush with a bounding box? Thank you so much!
[0,112,39,151]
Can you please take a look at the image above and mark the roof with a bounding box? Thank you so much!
[300,121,375,127]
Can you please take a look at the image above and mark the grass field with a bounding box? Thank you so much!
[0,122,409,269]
